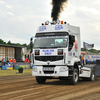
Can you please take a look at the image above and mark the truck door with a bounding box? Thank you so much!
[68,35,75,63]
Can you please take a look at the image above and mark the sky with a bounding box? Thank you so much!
[0,0,100,49]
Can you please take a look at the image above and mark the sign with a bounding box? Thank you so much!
[68,52,72,56]
[39,26,46,31]
[55,25,63,30]
[42,49,54,55]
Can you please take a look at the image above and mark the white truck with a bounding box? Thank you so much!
[30,21,96,85]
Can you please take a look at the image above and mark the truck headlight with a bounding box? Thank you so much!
[60,67,68,72]
[35,50,40,55]
[58,49,63,55]
[33,67,37,72]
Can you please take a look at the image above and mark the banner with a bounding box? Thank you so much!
[83,42,94,49]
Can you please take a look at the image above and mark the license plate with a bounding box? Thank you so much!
[43,67,54,71]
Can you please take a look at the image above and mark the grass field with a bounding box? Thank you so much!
[0,69,32,77]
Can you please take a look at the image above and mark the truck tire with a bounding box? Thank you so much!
[89,68,95,81]
[36,76,46,84]
[69,68,79,85]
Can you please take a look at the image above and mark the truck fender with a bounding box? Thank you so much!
[70,57,79,66]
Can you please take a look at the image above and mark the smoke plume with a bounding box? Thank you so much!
[51,0,68,21]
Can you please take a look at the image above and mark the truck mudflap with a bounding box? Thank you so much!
[95,60,100,77]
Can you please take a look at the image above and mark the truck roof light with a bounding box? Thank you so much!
[45,22,47,25]
[45,21,49,25]
[61,21,63,24]
[46,21,49,25]
[64,22,67,24]
[57,20,60,24]
[42,23,44,25]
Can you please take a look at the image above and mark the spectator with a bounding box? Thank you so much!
[9,58,12,63]
[1,58,4,63]
[9,58,13,65]
[12,59,16,69]
[2,58,6,65]
[25,58,28,63]
[13,59,16,63]
[27,59,30,63]
[1,58,4,66]
[28,55,29,59]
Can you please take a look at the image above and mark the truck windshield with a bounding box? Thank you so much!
[34,36,68,48]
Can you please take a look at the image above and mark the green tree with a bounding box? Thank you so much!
[7,40,11,45]
[0,39,6,44]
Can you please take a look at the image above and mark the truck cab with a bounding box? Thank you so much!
[30,21,94,85]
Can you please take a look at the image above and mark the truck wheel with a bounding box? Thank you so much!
[36,76,46,84]
[69,68,79,85]
[89,68,95,81]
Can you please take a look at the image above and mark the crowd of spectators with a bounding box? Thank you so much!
[1,58,16,69]
[1,57,30,69]
[24,58,30,63]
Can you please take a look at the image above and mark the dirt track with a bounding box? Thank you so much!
[0,75,100,100]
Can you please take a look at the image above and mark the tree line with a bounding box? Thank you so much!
[81,48,100,54]
[0,39,31,50]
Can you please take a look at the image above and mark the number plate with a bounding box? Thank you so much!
[43,67,54,71]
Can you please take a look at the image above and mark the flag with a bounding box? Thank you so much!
[83,42,94,49]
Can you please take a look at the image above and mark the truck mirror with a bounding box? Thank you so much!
[30,38,33,53]
[30,38,33,48]
[69,35,75,43]
[30,41,33,48]
[71,36,75,42]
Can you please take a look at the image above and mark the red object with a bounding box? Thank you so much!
[13,59,16,63]
[58,52,63,54]
[61,21,63,24]
[68,52,70,55]
[75,40,78,49]
[35,53,39,55]
[25,58,30,63]
[25,58,28,63]
[9,59,12,63]
[81,52,86,54]
[27,60,30,63]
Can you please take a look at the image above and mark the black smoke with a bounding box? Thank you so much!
[51,0,68,21]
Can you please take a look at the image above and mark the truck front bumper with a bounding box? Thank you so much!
[32,65,69,77]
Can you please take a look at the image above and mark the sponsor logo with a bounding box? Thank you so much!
[39,26,46,31]
[55,25,63,30]
[47,61,50,65]
[42,49,54,55]
[68,52,72,56]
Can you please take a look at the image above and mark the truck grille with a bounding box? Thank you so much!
[35,56,63,62]
[44,71,54,74]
